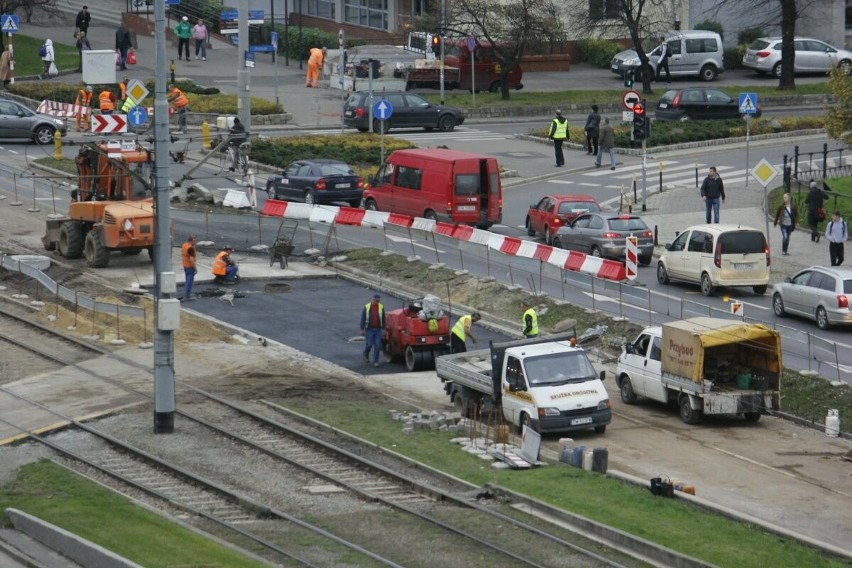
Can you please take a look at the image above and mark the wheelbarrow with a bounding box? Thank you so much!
[269,219,298,268]
[169,136,190,163]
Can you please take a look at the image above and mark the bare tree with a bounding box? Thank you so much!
[0,0,65,49]
[450,0,564,100]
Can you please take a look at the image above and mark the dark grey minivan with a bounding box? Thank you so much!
[342,90,464,133]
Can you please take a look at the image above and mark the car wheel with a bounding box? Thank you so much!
[839,60,852,75]
[753,285,767,295]
[772,293,786,317]
[772,62,783,78]
[744,412,762,423]
[525,217,535,237]
[816,306,830,330]
[348,199,361,208]
[590,246,602,258]
[424,210,438,221]
[488,81,500,93]
[544,226,553,245]
[638,255,652,266]
[700,272,714,296]
[304,190,316,205]
[620,376,637,404]
[678,114,691,122]
[594,425,607,434]
[34,126,56,145]
[266,185,279,201]
[438,114,456,132]
[700,64,718,82]
[365,199,378,211]
[520,412,535,435]
[679,395,702,425]
[552,237,562,249]
[373,119,389,134]
[656,262,669,284]
[356,127,368,133]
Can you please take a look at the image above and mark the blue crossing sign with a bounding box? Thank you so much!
[1,15,20,33]
[373,99,393,120]
[127,106,148,127]
[739,92,758,115]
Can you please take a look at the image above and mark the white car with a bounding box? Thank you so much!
[656,224,770,296]
[742,37,852,77]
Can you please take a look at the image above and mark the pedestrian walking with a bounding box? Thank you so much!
[825,211,847,266]
[548,109,568,167]
[521,300,539,339]
[773,192,798,256]
[305,46,327,87]
[595,117,616,170]
[360,293,385,367]
[75,5,91,37]
[700,166,725,223]
[656,37,671,84]
[115,23,132,70]
[37,39,55,80]
[74,84,93,132]
[75,31,91,72]
[192,19,208,61]
[0,47,12,90]
[806,180,828,243]
[584,104,601,156]
[450,312,480,353]
[175,16,192,61]
[181,235,197,300]
[167,84,190,133]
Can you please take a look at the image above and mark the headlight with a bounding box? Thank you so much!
[597,400,611,410]
[53,119,64,126]
[539,407,561,417]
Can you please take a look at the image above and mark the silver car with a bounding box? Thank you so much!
[742,37,852,78]
[552,213,655,265]
[772,266,852,329]
[0,97,67,144]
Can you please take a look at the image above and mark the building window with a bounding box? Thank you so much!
[305,0,334,19]
[344,0,388,30]
[590,0,620,20]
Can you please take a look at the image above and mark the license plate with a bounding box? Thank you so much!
[570,416,593,426]
[611,64,618,70]
[658,103,668,109]
[457,205,475,212]
[336,183,351,189]
[344,110,353,117]
[733,263,754,270]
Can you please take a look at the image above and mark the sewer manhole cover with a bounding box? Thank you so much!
[264,282,293,293]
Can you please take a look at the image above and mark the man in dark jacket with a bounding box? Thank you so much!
[115,23,132,71]
[75,6,91,36]
[548,109,568,167]
[700,166,725,223]
[584,104,601,156]
[805,180,829,242]
[656,37,671,84]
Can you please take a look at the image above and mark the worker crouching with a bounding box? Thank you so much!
[212,246,239,284]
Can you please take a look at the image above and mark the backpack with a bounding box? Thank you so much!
[38,44,47,58]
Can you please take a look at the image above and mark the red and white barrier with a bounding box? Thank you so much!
[37,100,82,118]
[258,200,627,281]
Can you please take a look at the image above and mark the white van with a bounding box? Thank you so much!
[611,30,725,82]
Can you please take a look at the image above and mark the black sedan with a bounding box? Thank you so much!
[552,213,655,265]
[655,88,762,122]
[265,160,365,206]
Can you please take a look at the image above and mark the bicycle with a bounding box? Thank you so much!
[219,140,250,175]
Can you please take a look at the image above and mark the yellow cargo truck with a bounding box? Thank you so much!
[615,317,782,424]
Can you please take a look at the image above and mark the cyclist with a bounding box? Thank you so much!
[227,117,248,172]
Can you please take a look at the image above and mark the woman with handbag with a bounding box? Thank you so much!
[805,180,828,243]
[38,39,56,80]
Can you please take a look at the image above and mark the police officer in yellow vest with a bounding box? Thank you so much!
[548,109,569,167]
[450,312,481,353]
[521,300,539,338]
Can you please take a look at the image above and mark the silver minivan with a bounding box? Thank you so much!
[610,30,725,82]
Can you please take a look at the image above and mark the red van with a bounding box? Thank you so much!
[362,149,503,229]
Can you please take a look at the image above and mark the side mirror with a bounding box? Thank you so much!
[599,370,606,382]
[664,243,673,250]
[624,342,635,354]
[784,277,792,283]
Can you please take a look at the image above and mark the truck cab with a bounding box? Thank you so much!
[616,327,667,402]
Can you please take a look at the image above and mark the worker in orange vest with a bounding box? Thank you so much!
[167,84,190,133]
[305,46,326,88]
[118,74,128,101]
[99,88,116,115]
[211,246,238,284]
[181,235,197,300]
[75,84,93,131]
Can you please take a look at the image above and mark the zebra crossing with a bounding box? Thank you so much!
[298,126,509,142]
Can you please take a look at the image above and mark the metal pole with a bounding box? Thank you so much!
[284,0,289,66]
[368,62,374,133]
[745,115,750,188]
[238,0,251,131]
[470,38,475,107]
[298,0,303,70]
[641,139,647,211]
[339,28,345,132]
[439,0,445,105]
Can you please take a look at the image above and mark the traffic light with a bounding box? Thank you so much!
[624,69,634,88]
[632,101,647,140]
[431,35,442,54]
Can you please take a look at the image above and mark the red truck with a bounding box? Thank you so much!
[405,38,524,93]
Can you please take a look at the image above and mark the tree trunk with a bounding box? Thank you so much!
[501,68,510,100]
[778,0,797,90]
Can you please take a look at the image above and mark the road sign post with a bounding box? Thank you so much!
[2,15,19,85]
[750,158,780,263]
[740,93,758,188]
[468,36,476,107]
[373,99,393,164]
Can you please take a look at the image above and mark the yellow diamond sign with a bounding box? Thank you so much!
[750,158,779,188]
[126,79,149,106]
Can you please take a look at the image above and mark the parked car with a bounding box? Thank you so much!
[655,88,762,121]
[525,194,601,245]
[343,90,465,133]
[0,97,67,144]
[656,224,770,296]
[772,266,852,329]
[552,213,655,265]
[610,30,725,82]
[265,159,365,206]
[742,37,852,77]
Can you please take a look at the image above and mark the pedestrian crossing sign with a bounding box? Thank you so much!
[1,15,19,33]
[739,92,758,114]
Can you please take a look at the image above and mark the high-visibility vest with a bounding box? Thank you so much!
[169,88,189,108]
[212,251,229,276]
[119,81,127,100]
[76,89,92,108]
[308,47,324,66]
[362,302,384,329]
[452,314,472,340]
[99,91,115,111]
[120,96,137,113]
[523,307,539,336]
[181,241,195,268]
[551,118,568,140]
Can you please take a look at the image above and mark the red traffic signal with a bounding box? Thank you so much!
[633,102,645,116]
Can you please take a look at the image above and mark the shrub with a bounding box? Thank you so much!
[738,26,764,46]
[724,46,746,70]
[694,20,724,43]
[576,39,623,68]
[251,135,416,170]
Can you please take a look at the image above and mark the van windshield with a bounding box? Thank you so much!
[523,351,597,387]
[455,173,479,196]
[719,231,766,254]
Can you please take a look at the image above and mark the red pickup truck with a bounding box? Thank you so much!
[405,38,524,93]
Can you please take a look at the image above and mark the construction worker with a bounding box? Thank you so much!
[521,299,539,338]
[120,92,137,114]
[451,312,481,353]
[211,246,238,284]
[75,84,93,132]
[181,235,197,300]
[118,75,128,101]
[359,293,385,367]
[98,88,116,115]
[305,46,326,88]
[167,84,190,133]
